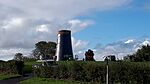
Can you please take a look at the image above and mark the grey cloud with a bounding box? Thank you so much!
[0,18,92,61]
[0,0,132,60]
[0,0,132,49]
[0,18,59,49]
[0,0,132,20]
[0,48,32,61]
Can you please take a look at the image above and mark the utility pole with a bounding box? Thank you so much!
[106,57,109,84]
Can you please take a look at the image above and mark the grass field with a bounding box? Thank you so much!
[23,61,40,73]
[20,77,96,84]
[0,74,21,80]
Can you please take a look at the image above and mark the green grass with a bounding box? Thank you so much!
[24,61,39,65]
[0,73,21,80]
[20,77,96,84]
[23,61,40,73]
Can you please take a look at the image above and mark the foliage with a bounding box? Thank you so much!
[33,66,50,78]
[33,61,105,83]
[135,45,150,61]
[85,49,95,61]
[109,62,150,84]
[14,53,23,61]
[0,73,21,80]
[32,41,56,59]
[104,55,116,61]
[23,61,39,73]
[0,60,24,75]
[20,77,94,84]
[33,61,150,84]
[22,57,37,62]
[124,45,150,62]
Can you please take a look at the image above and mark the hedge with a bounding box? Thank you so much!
[33,61,150,84]
[0,60,24,75]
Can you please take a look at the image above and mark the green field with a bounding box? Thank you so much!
[23,61,40,73]
[20,77,95,84]
[0,74,21,80]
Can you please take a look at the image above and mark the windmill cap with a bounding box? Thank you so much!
[58,30,71,34]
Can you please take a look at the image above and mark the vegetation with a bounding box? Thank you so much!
[20,77,95,84]
[22,57,37,62]
[124,45,150,62]
[85,49,95,61]
[0,73,21,80]
[0,60,24,75]
[33,61,150,84]
[13,53,23,61]
[104,55,116,61]
[0,60,24,80]
[23,61,39,73]
[1,44,150,83]
[32,41,56,59]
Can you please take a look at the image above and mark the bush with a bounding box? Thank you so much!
[33,61,150,83]
[0,60,24,75]
[33,66,53,78]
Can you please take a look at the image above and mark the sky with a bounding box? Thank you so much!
[0,0,150,61]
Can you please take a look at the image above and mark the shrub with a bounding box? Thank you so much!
[33,61,150,83]
[33,66,53,78]
[0,60,24,75]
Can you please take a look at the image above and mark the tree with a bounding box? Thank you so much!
[22,56,36,62]
[85,49,95,61]
[135,45,150,61]
[32,41,56,59]
[14,53,23,61]
[124,45,150,62]
[104,55,116,61]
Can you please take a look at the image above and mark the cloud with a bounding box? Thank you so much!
[124,39,134,44]
[71,37,89,60]
[0,0,132,20]
[0,0,132,60]
[94,39,150,61]
[68,19,95,33]
[72,37,89,53]
[0,18,92,60]
[0,48,32,61]
[0,18,92,48]
[36,25,49,33]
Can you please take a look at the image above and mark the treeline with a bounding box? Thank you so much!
[124,45,150,62]
[33,61,150,84]
[13,53,37,62]
[0,60,24,75]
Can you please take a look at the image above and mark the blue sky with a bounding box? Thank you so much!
[74,2,150,48]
